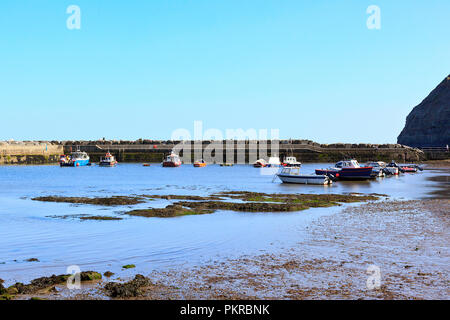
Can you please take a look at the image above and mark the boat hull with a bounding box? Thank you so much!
[162,161,181,167]
[60,159,90,167]
[99,161,117,167]
[315,167,374,180]
[194,163,206,167]
[277,174,331,185]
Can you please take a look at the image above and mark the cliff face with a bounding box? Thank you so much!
[397,75,450,148]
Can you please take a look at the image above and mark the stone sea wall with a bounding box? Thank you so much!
[0,139,427,165]
[0,141,63,165]
[63,139,425,163]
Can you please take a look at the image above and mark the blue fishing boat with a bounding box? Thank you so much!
[60,149,90,167]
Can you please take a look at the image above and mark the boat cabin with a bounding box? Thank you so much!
[335,159,361,168]
[71,151,89,160]
[280,167,301,175]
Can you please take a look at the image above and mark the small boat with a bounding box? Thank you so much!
[282,156,302,167]
[99,152,118,167]
[277,167,332,185]
[383,166,399,175]
[220,163,234,167]
[60,149,90,167]
[265,156,281,168]
[386,161,418,173]
[400,166,418,173]
[162,153,182,167]
[194,159,207,167]
[365,161,386,177]
[315,159,373,180]
[253,159,267,168]
[142,163,151,167]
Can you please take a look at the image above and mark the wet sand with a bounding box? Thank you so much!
[12,197,449,300]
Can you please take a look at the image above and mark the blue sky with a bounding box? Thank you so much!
[0,0,449,143]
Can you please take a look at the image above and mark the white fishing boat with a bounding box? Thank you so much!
[99,151,118,167]
[266,156,281,167]
[282,156,302,167]
[162,152,182,167]
[365,161,386,177]
[368,160,399,175]
[277,167,332,185]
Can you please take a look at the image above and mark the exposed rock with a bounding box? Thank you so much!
[126,205,214,218]
[32,196,145,206]
[10,271,102,294]
[398,75,450,147]
[104,274,151,298]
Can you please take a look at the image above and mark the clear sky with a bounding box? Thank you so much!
[0,0,449,143]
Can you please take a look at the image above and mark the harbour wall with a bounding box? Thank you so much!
[0,140,431,165]
[0,142,63,165]
[62,140,426,164]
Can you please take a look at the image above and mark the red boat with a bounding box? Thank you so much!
[162,153,182,167]
[253,159,267,168]
[99,152,118,167]
[400,166,417,173]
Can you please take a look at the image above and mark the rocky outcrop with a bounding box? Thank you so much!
[398,75,450,148]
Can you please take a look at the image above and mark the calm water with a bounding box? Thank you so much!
[0,163,443,285]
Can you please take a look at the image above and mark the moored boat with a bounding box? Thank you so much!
[99,152,118,167]
[315,159,373,180]
[60,149,90,167]
[194,159,207,167]
[162,153,182,167]
[266,156,281,167]
[282,156,302,167]
[277,167,332,185]
[365,161,386,177]
[253,159,267,168]
[220,163,234,166]
[387,161,419,173]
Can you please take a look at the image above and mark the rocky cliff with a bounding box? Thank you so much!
[397,75,450,148]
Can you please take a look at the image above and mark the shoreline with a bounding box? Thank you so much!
[4,197,449,300]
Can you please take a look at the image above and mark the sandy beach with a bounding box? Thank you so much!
[9,193,448,300]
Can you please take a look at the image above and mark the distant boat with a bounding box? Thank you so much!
[194,159,206,167]
[142,163,151,167]
[277,167,332,185]
[282,156,302,167]
[60,148,90,167]
[162,153,182,167]
[99,152,118,167]
[365,161,398,176]
[220,163,234,166]
[315,159,374,180]
[387,161,419,173]
[266,156,281,167]
[253,159,267,168]
[365,161,386,177]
